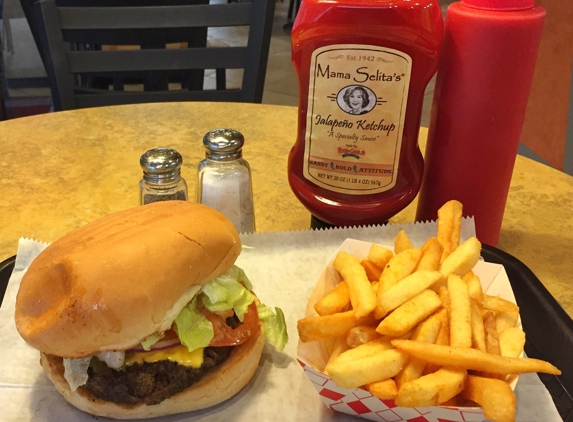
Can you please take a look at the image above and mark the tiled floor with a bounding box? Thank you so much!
[1,0,451,125]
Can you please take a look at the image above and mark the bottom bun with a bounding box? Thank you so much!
[40,329,266,419]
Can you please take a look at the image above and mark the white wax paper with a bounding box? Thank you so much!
[0,221,562,421]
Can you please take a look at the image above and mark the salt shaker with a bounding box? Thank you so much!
[139,147,188,204]
[197,129,255,233]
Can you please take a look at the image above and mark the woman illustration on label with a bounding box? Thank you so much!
[340,85,375,115]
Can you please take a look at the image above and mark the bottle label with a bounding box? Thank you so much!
[303,44,412,195]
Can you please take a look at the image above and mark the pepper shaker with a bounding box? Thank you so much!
[139,147,188,205]
[197,129,255,233]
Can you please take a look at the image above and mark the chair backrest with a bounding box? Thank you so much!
[31,0,276,110]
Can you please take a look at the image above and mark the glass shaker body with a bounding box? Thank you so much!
[196,129,255,233]
[139,148,188,205]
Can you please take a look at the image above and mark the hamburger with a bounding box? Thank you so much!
[14,201,287,419]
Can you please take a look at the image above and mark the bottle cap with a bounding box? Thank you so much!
[462,0,534,11]
[140,147,183,185]
[203,129,244,161]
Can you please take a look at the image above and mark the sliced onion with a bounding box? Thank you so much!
[128,337,181,353]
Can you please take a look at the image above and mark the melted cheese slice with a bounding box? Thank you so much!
[125,345,204,368]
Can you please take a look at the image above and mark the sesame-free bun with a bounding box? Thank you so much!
[40,328,265,419]
[15,201,241,358]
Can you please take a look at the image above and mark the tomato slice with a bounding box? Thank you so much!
[200,301,260,347]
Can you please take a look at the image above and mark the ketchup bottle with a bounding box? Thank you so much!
[415,0,545,246]
[288,0,443,228]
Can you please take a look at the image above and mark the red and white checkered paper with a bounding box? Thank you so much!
[297,238,520,422]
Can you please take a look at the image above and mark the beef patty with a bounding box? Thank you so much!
[83,346,232,405]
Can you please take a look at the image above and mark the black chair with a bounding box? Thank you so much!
[29,0,275,110]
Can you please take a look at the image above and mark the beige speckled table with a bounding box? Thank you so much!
[1,102,572,317]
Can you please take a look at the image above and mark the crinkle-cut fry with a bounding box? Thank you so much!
[463,271,483,305]
[470,298,487,353]
[395,367,466,407]
[375,248,422,317]
[414,237,443,272]
[391,340,562,375]
[377,270,443,318]
[376,290,442,337]
[395,311,441,387]
[297,310,377,343]
[499,327,526,358]
[361,259,383,282]
[448,274,472,348]
[462,375,516,422]
[334,252,377,319]
[367,244,394,269]
[440,237,482,278]
[346,325,381,348]
[436,200,463,261]
[367,378,398,400]
[394,229,413,254]
[326,348,408,389]
[314,281,350,316]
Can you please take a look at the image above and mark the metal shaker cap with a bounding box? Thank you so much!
[203,129,244,161]
[140,147,182,185]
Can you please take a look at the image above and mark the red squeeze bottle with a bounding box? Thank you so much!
[288,0,443,228]
[415,0,545,246]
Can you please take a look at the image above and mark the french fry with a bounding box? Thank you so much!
[424,308,449,375]
[314,281,350,316]
[376,290,442,337]
[391,340,562,375]
[333,252,377,318]
[440,237,482,278]
[394,230,413,254]
[395,367,466,407]
[367,378,398,400]
[483,294,520,324]
[377,270,443,318]
[414,237,443,272]
[496,311,518,335]
[324,336,350,366]
[447,274,472,348]
[462,375,516,422]
[346,325,381,348]
[463,271,483,305]
[361,259,383,282]
[334,338,394,363]
[436,200,463,261]
[326,348,408,389]
[298,310,377,342]
[484,311,502,356]
[395,311,441,387]
[367,244,394,269]
[376,248,422,317]
[470,298,487,352]
[499,327,526,358]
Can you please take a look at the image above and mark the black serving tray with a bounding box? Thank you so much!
[481,244,573,422]
[0,255,15,308]
[0,247,571,420]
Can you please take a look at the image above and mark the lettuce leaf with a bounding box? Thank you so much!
[256,303,288,351]
[201,270,255,321]
[174,297,214,352]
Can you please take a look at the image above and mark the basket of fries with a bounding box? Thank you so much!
[296,201,561,422]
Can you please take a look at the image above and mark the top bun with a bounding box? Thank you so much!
[15,201,241,358]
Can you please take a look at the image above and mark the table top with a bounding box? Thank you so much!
[1,102,572,318]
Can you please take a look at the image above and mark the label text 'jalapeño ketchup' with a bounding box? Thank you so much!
[288,0,443,227]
